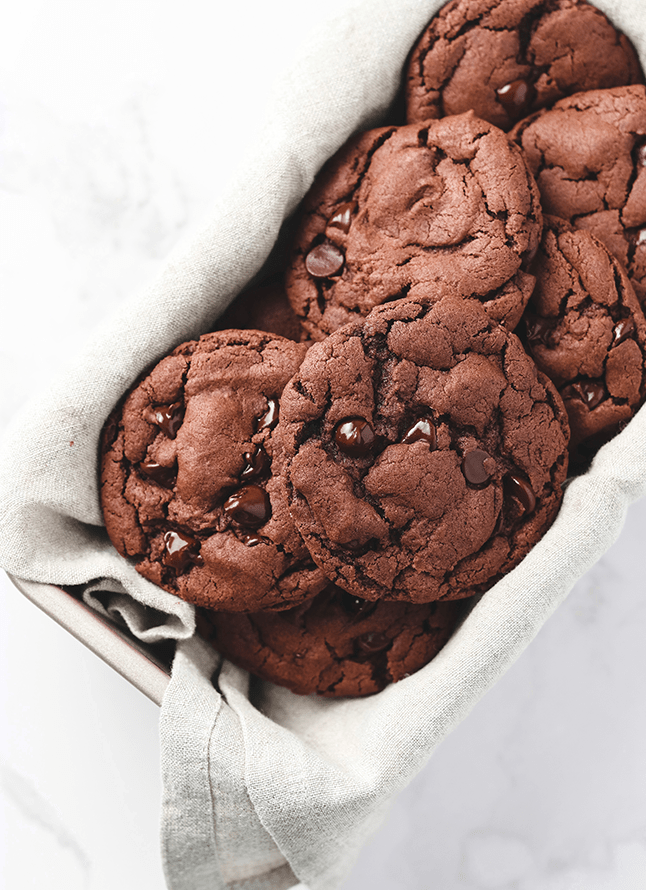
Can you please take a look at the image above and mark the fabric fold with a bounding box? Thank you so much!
[161,638,299,890]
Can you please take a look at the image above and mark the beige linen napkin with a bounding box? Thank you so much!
[1,1,645,889]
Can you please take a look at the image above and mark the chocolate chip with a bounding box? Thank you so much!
[561,380,607,410]
[612,316,636,346]
[504,473,536,516]
[223,484,271,528]
[139,457,176,488]
[334,417,376,457]
[462,449,493,487]
[525,314,558,349]
[256,398,279,431]
[241,533,264,547]
[162,529,203,572]
[355,632,391,657]
[305,241,345,278]
[240,445,270,481]
[401,417,436,448]
[145,402,184,439]
[495,79,535,121]
[326,202,355,234]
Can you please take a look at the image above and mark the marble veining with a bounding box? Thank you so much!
[1,763,91,888]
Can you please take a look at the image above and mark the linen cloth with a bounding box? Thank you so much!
[1,1,645,888]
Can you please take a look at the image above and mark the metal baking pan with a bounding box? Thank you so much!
[7,573,172,706]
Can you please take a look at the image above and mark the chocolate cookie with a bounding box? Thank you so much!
[100,329,328,611]
[277,296,569,603]
[285,115,541,340]
[406,0,642,131]
[216,277,307,343]
[521,216,646,460]
[196,584,464,697]
[510,85,646,304]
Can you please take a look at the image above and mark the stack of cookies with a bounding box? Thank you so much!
[100,0,646,698]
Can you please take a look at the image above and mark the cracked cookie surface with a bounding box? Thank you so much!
[405,0,642,132]
[276,296,569,603]
[520,216,646,462]
[510,85,646,305]
[196,585,464,697]
[285,115,541,340]
[100,329,327,611]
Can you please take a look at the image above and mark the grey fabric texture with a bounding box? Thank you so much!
[1,1,645,888]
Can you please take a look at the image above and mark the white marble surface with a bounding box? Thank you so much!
[1,2,645,888]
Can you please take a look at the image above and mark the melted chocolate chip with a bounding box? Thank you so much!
[139,457,176,488]
[612,316,636,346]
[504,474,536,516]
[241,533,264,547]
[355,632,391,657]
[162,529,203,572]
[256,398,279,432]
[223,484,271,528]
[334,417,376,457]
[401,417,437,448]
[525,314,558,349]
[145,402,184,438]
[326,202,355,234]
[462,449,493,487]
[561,380,607,410]
[305,241,345,278]
[240,445,270,481]
[496,79,535,121]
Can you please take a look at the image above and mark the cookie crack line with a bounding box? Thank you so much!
[299,126,398,318]
[416,13,517,80]
[346,127,398,207]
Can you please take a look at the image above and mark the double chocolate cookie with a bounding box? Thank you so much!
[196,584,463,697]
[277,296,569,603]
[406,0,642,131]
[285,115,541,340]
[100,329,328,612]
[522,216,646,460]
[510,85,646,304]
